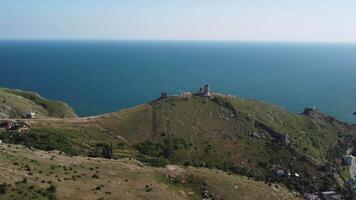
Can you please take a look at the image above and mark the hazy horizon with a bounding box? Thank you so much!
[1,39,356,45]
[1,0,356,42]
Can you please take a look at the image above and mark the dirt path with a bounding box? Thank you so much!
[350,156,356,179]
[0,116,93,124]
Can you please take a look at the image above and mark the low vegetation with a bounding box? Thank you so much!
[1,88,356,198]
[0,144,299,200]
[0,88,77,118]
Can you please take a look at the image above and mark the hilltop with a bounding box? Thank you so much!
[1,86,356,199]
[0,88,77,119]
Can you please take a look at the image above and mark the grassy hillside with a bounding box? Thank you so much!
[0,144,299,200]
[1,93,355,195]
[0,88,77,118]
[217,95,351,160]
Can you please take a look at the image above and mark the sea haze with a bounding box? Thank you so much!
[0,40,356,123]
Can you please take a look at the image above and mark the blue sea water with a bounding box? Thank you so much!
[0,40,356,123]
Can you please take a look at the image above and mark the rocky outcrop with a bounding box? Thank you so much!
[301,107,350,132]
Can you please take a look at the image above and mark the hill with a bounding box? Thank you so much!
[1,88,356,197]
[0,144,299,200]
[0,88,77,118]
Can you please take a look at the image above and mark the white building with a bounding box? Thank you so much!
[25,111,36,119]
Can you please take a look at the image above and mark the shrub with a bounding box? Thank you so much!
[145,185,153,192]
[88,143,113,159]
[92,174,99,179]
[0,183,8,194]
[47,185,56,193]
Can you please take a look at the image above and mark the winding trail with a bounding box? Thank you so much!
[0,116,98,123]
[350,156,356,179]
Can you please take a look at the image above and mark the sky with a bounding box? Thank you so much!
[1,0,356,42]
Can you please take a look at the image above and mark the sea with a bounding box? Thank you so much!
[0,40,356,123]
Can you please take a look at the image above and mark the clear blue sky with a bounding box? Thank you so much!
[1,0,356,42]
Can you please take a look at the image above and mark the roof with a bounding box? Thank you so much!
[321,191,337,195]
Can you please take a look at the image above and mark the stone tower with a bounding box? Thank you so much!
[203,84,211,97]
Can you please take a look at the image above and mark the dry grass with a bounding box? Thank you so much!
[0,144,300,200]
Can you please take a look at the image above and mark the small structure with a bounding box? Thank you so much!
[1,121,31,134]
[304,193,318,200]
[159,92,168,99]
[320,191,341,200]
[343,155,353,166]
[180,92,192,98]
[24,111,36,119]
[0,121,13,130]
[275,169,291,177]
[195,84,212,98]
[202,84,211,97]
[276,169,286,177]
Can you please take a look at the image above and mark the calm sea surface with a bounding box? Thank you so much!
[0,40,356,123]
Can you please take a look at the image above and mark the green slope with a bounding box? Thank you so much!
[0,88,77,118]
[1,92,355,195]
